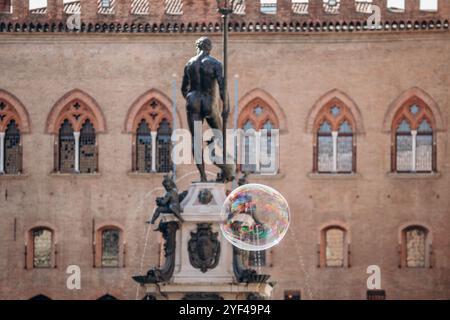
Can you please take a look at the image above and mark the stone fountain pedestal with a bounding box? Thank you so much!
[140,182,273,300]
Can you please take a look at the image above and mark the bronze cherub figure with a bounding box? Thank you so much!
[149,173,188,225]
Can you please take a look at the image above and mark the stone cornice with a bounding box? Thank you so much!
[0,17,448,34]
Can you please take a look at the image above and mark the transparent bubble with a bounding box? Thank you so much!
[220,183,290,251]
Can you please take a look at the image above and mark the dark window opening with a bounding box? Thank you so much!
[79,120,97,173]
[156,119,172,173]
[4,120,21,174]
[136,119,152,173]
[59,119,75,173]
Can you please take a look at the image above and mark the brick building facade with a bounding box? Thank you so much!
[0,0,449,299]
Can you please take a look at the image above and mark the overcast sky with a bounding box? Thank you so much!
[29,0,439,11]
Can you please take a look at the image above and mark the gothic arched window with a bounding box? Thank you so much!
[238,99,280,175]
[392,98,436,173]
[48,91,105,174]
[313,101,356,174]
[131,98,173,174]
[0,94,29,175]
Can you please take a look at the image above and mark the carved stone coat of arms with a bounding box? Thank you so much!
[188,223,221,273]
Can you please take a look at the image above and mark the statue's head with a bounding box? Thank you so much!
[162,173,176,190]
[196,36,212,54]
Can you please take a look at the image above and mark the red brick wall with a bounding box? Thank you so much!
[1,1,449,24]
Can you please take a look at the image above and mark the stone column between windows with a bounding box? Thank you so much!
[255,131,261,172]
[332,131,338,172]
[0,132,5,174]
[411,130,417,172]
[151,131,157,172]
[74,131,80,173]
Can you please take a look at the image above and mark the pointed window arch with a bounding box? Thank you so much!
[313,98,357,174]
[47,90,105,174]
[238,98,280,175]
[392,97,436,173]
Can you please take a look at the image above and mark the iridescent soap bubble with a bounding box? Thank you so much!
[220,183,290,251]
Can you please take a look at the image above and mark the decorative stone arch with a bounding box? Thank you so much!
[0,89,31,133]
[46,89,107,134]
[383,87,445,133]
[391,96,436,132]
[124,88,182,133]
[126,89,180,173]
[306,89,365,134]
[237,88,287,132]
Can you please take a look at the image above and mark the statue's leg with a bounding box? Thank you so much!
[173,211,185,223]
[150,208,161,225]
[205,113,236,182]
[187,110,207,182]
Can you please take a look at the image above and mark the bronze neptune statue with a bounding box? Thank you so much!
[182,36,235,183]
